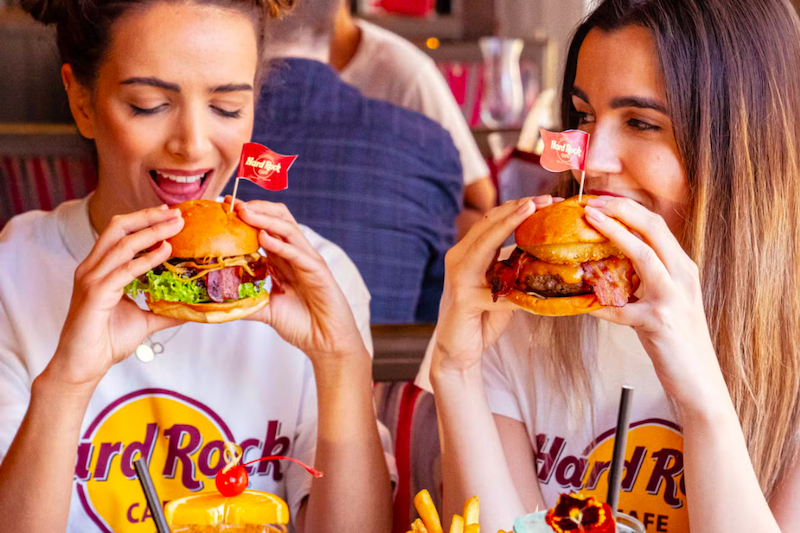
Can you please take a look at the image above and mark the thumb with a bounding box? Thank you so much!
[589,304,641,328]
[146,313,187,334]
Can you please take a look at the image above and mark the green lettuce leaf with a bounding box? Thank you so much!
[124,270,265,304]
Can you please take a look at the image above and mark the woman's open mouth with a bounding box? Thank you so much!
[149,169,213,204]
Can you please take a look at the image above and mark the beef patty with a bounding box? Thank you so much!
[522,274,591,297]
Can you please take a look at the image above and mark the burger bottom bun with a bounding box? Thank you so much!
[146,292,269,323]
[519,242,623,265]
[505,289,604,316]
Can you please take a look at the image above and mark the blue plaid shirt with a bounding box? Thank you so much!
[224,59,463,324]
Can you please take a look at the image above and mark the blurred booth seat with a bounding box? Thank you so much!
[0,8,96,228]
[372,324,442,533]
[0,124,96,229]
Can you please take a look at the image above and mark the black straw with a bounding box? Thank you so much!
[606,386,634,514]
[134,457,172,533]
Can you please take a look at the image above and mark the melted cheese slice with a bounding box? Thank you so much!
[519,259,584,285]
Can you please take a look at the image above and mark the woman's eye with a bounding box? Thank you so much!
[213,106,243,119]
[130,104,166,116]
[628,118,660,132]
[576,111,595,125]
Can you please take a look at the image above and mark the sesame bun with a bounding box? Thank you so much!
[168,200,260,258]
[146,292,269,324]
[514,195,622,265]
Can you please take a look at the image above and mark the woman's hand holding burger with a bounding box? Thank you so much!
[227,198,366,362]
[432,196,556,377]
[583,196,728,417]
[47,205,186,391]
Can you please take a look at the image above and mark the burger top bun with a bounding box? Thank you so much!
[168,200,260,258]
[515,195,622,265]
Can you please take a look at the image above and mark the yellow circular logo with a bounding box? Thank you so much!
[75,389,236,532]
[581,420,687,532]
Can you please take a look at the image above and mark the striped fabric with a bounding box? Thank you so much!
[0,155,96,228]
[374,381,442,533]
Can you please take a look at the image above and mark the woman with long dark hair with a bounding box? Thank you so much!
[428,0,800,531]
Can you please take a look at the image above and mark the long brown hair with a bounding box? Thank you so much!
[550,0,800,498]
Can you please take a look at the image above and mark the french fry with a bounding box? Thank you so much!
[414,489,444,533]
[464,525,480,533]
[411,518,429,533]
[462,496,480,526]
[448,514,464,533]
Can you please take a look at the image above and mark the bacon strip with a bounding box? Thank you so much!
[487,248,527,301]
[206,266,241,302]
[582,258,635,307]
[265,260,284,294]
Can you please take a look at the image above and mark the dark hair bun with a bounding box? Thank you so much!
[265,0,295,18]
[21,0,68,24]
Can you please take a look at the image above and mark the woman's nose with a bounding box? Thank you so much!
[583,124,623,177]
[166,107,212,162]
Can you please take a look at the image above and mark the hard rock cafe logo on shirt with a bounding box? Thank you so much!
[537,419,688,533]
[73,389,290,533]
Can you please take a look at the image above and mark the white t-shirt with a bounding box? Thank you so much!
[340,19,490,187]
[416,315,689,533]
[0,198,396,533]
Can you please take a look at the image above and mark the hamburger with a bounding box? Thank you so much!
[165,489,289,532]
[124,200,277,323]
[487,195,638,316]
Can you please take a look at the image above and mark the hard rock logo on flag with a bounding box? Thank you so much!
[539,128,590,173]
[237,142,297,191]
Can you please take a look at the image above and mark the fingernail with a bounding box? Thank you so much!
[587,198,607,208]
[169,208,182,217]
[585,206,607,221]
[159,204,169,210]
[553,197,565,202]
[516,200,535,214]
[533,194,551,202]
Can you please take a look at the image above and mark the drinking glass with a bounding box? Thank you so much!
[479,37,525,128]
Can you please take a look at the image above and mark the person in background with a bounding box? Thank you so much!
[422,0,800,531]
[0,0,394,530]
[331,1,497,239]
[225,0,463,324]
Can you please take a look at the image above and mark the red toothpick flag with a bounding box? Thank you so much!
[539,128,590,201]
[229,142,298,212]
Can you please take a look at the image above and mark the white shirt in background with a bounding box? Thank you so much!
[415,315,689,532]
[0,198,396,533]
[341,19,490,187]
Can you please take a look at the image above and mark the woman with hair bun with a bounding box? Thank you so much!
[424,0,800,531]
[0,0,393,531]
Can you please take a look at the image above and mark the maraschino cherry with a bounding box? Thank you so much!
[214,442,323,498]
